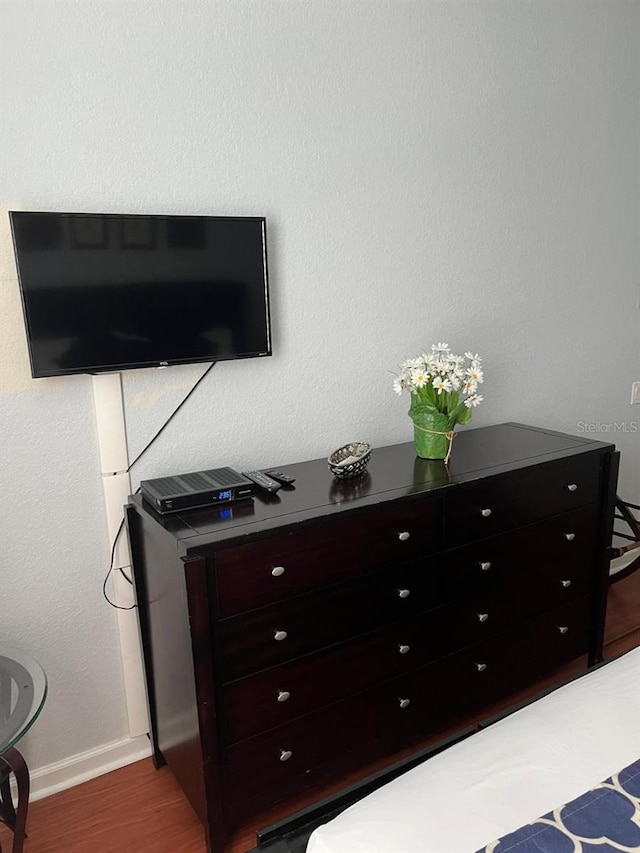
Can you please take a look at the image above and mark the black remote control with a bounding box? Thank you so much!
[242,470,281,493]
[263,469,296,485]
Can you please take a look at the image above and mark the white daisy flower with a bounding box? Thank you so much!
[411,368,429,388]
[393,377,404,395]
[466,366,484,384]
[464,393,483,408]
[431,342,450,354]
[464,352,482,363]
[432,375,452,394]
[463,378,477,395]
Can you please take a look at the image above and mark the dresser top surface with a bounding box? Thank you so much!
[129,422,613,548]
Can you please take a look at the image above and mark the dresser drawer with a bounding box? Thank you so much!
[384,599,591,726]
[215,495,439,617]
[444,453,601,546]
[222,569,587,743]
[218,500,595,683]
[222,591,508,744]
[223,596,591,811]
[469,595,591,702]
[217,554,446,681]
[442,504,598,602]
[223,647,475,809]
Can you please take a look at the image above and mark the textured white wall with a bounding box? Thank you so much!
[1,0,638,775]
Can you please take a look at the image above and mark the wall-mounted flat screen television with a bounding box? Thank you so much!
[10,211,272,378]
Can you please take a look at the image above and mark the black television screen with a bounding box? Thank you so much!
[10,211,272,378]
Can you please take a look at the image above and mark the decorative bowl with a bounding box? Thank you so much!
[327,442,372,479]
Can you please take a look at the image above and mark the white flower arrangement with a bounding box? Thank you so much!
[393,343,484,452]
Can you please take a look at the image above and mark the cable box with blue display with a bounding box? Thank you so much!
[140,467,254,514]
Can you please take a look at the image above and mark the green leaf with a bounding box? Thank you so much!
[454,404,473,425]
[422,383,437,406]
[409,397,439,417]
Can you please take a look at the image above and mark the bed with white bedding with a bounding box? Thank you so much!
[253,648,640,853]
[306,648,640,853]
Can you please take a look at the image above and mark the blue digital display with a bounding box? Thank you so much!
[217,490,231,501]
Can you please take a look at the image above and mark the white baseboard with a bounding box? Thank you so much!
[14,735,152,802]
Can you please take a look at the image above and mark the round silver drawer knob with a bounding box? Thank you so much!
[476,663,487,672]
[277,690,290,703]
[279,749,293,762]
[399,698,411,709]
[397,588,411,599]
[561,579,572,588]
[398,531,411,542]
[274,630,288,642]
[481,508,492,518]
[271,566,285,577]
[558,625,569,634]
[566,483,578,492]
[480,561,492,571]
[398,644,411,655]
[477,613,489,623]
[564,533,576,541]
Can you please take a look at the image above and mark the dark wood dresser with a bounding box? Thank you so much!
[125,423,618,852]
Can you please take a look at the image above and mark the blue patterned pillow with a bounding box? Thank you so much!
[476,758,640,852]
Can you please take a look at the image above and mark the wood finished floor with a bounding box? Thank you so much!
[2,569,639,853]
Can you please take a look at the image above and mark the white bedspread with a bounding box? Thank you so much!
[306,647,640,853]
